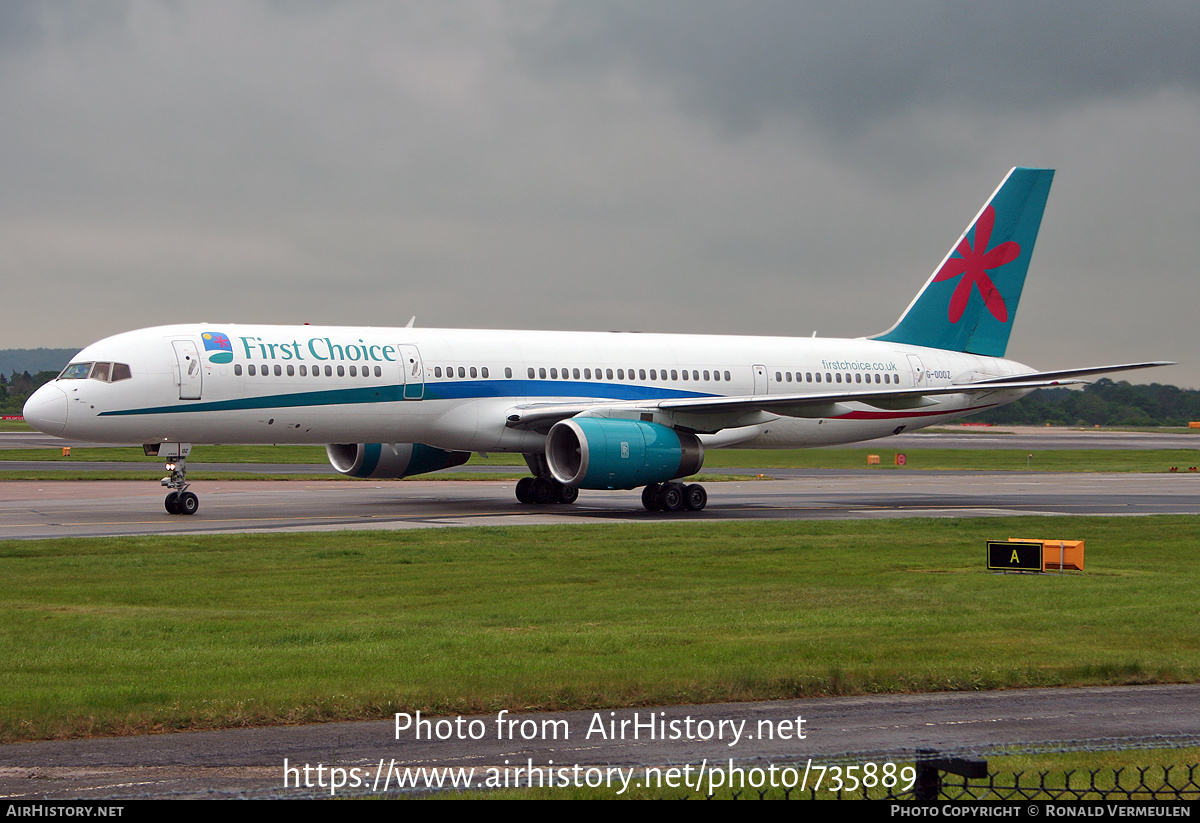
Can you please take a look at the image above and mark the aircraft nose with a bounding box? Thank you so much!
[23,384,68,436]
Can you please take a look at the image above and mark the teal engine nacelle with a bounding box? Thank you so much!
[545,418,705,490]
[326,443,470,479]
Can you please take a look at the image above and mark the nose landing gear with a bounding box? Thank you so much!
[147,443,199,516]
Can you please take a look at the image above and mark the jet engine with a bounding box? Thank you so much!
[545,418,704,490]
[326,443,470,479]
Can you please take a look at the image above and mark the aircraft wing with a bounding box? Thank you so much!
[504,361,1173,432]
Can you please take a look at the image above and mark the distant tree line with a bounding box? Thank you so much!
[1,371,60,415]
[971,379,1200,427]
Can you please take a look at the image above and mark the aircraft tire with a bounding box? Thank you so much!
[659,483,685,512]
[515,477,535,504]
[557,484,579,504]
[164,492,180,515]
[178,491,199,516]
[684,484,707,511]
[531,477,557,505]
[641,483,662,511]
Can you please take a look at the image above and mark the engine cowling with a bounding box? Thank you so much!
[545,418,704,490]
[326,443,470,479]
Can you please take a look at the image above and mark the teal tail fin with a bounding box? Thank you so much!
[873,167,1054,357]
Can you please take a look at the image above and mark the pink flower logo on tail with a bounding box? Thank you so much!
[933,205,1020,323]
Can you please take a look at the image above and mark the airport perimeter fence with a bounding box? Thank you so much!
[923,764,1200,802]
[678,742,1200,801]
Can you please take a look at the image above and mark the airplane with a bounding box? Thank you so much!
[22,167,1170,516]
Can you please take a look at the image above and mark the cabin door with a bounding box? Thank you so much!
[397,345,424,400]
[172,340,202,400]
[907,354,926,388]
[753,364,768,395]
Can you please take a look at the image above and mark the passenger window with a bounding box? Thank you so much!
[234,364,243,376]
[275,365,283,376]
[504,367,511,378]
[671,370,678,380]
[855,373,861,383]
[639,369,647,380]
[681,370,688,381]
[550,368,558,379]
[470,367,477,378]
[337,365,345,377]
[287,365,295,376]
[248,365,256,376]
[723,371,731,381]
[350,365,357,377]
[299,365,307,376]
[434,367,442,377]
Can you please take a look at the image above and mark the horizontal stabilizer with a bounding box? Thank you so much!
[970,361,1174,385]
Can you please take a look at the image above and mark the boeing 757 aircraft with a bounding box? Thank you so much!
[23,168,1169,515]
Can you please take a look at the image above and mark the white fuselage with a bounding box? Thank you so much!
[26,323,1032,453]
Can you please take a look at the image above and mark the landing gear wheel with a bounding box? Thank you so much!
[684,484,707,511]
[531,477,558,505]
[164,491,180,515]
[659,483,685,512]
[515,477,535,504]
[556,484,579,504]
[178,491,199,515]
[642,483,662,511]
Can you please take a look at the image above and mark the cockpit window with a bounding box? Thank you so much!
[58,361,133,382]
[59,362,93,380]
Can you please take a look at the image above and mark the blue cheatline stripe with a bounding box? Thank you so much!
[97,379,716,417]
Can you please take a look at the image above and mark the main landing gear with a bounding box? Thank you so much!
[514,454,579,505]
[641,482,707,512]
[515,476,579,505]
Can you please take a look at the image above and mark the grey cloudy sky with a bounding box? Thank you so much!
[3,1,1197,386]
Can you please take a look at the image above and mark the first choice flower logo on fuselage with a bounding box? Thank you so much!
[202,332,234,363]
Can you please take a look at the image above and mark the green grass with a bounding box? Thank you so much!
[2,445,1198,475]
[2,516,1199,743]
[701,448,1200,472]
